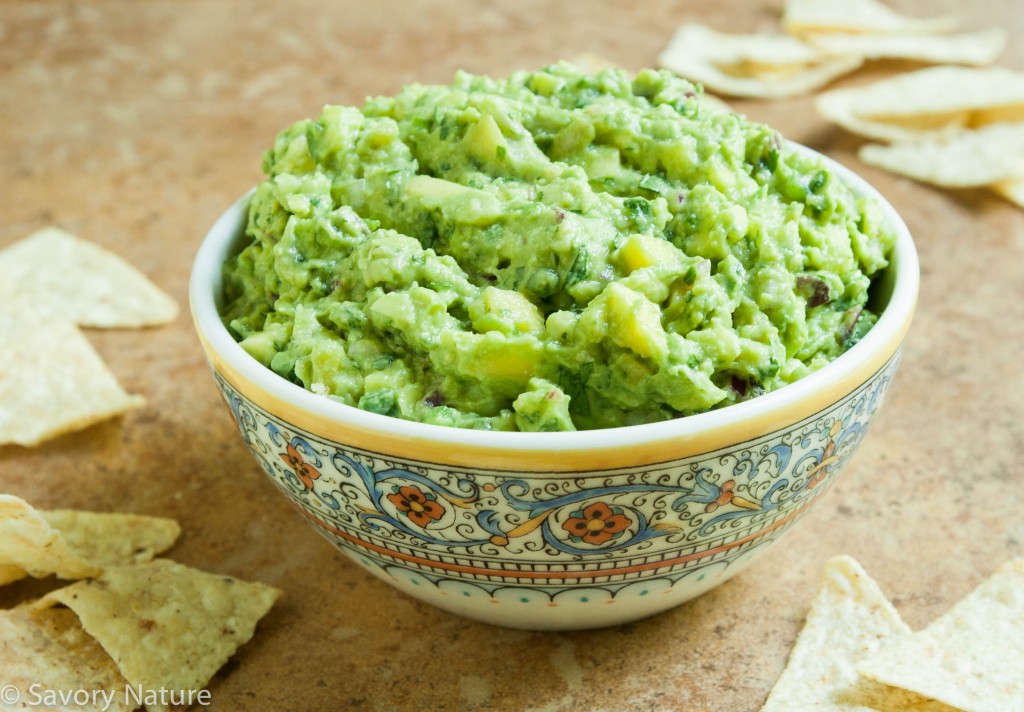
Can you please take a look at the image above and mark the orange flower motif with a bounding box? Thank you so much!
[387,486,445,528]
[704,480,759,512]
[280,443,321,490]
[705,480,736,513]
[562,502,631,546]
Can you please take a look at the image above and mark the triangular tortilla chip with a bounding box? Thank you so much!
[0,499,181,585]
[0,607,131,712]
[859,123,1024,188]
[783,0,955,37]
[0,310,144,446]
[36,559,281,712]
[762,555,954,711]
[0,227,178,328]
[806,29,1007,66]
[0,495,103,581]
[857,558,1024,712]
[816,66,1024,142]
[658,23,861,99]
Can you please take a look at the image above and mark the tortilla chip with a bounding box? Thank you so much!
[0,226,178,328]
[36,559,281,712]
[0,496,179,585]
[762,555,954,711]
[859,123,1024,188]
[816,66,1024,142]
[858,558,1024,712]
[42,509,181,567]
[0,607,131,712]
[0,310,144,446]
[991,178,1024,208]
[658,23,861,99]
[783,0,955,37]
[807,29,1007,67]
[0,495,103,581]
[0,563,25,586]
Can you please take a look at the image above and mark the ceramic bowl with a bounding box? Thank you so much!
[189,148,917,630]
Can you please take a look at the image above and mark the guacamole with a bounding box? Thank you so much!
[222,64,895,432]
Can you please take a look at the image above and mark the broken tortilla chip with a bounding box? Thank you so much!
[816,66,1024,142]
[0,495,103,581]
[0,607,131,712]
[0,563,24,586]
[859,123,1024,188]
[857,558,1024,712]
[991,178,1024,207]
[658,23,861,99]
[806,28,1007,67]
[762,555,954,711]
[783,0,955,37]
[0,226,178,329]
[0,499,181,585]
[42,509,181,567]
[0,309,144,446]
[35,559,281,712]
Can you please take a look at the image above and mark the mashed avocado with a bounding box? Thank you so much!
[222,64,895,432]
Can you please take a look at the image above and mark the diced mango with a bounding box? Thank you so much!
[481,337,540,381]
[615,233,679,273]
[480,347,541,380]
[443,331,543,383]
[604,283,668,361]
[470,286,545,335]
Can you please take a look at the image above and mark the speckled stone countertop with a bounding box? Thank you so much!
[2,1,1022,710]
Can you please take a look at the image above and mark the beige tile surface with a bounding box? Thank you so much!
[1,1,1022,709]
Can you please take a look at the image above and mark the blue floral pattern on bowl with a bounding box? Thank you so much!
[213,351,899,626]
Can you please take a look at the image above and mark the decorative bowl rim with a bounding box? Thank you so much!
[189,143,918,457]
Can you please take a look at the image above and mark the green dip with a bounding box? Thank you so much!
[222,63,895,432]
